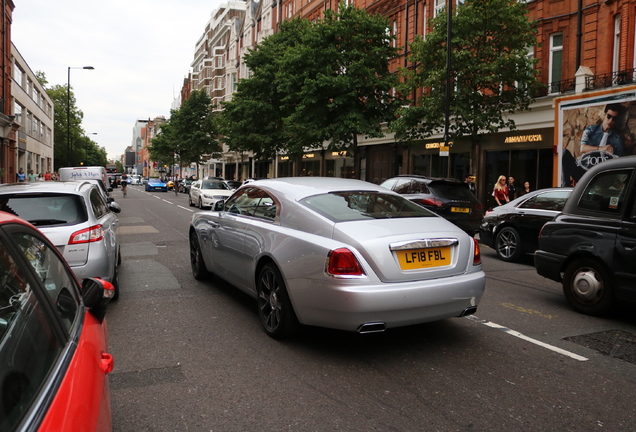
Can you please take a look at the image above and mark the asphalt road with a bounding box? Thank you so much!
[106,185,636,432]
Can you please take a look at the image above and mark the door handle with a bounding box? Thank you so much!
[620,239,636,250]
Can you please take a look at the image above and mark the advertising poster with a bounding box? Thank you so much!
[558,89,636,187]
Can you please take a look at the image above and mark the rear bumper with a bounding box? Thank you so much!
[289,270,486,332]
[534,249,565,282]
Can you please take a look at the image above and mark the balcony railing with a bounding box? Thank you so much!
[586,68,636,90]
[534,78,576,97]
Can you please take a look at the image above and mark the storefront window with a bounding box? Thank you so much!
[301,160,320,176]
[485,148,553,200]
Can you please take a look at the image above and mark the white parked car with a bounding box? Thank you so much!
[189,179,233,209]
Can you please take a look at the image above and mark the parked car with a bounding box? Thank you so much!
[0,210,115,431]
[179,178,194,194]
[0,181,122,299]
[535,155,636,315]
[479,187,573,262]
[189,177,485,338]
[131,175,142,185]
[145,177,168,192]
[188,179,234,209]
[380,175,483,235]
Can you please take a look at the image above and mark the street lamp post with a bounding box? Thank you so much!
[85,132,97,164]
[67,66,94,167]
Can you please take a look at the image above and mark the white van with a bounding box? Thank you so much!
[58,166,112,198]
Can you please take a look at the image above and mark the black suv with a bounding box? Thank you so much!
[535,155,636,315]
[380,175,483,235]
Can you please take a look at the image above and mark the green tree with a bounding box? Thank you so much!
[45,82,90,170]
[150,90,220,175]
[393,0,542,152]
[220,4,404,164]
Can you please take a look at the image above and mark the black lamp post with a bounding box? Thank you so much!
[67,66,94,167]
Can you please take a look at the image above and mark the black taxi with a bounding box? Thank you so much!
[535,155,636,315]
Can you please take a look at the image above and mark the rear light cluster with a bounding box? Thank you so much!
[417,198,444,208]
[69,224,104,244]
[472,238,481,266]
[326,248,366,277]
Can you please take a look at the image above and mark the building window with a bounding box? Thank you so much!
[549,33,563,92]
[434,0,445,17]
[13,62,25,87]
[613,15,621,74]
[14,101,23,125]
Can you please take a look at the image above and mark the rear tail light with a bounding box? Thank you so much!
[472,238,481,266]
[326,248,365,277]
[417,198,444,208]
[69,224,104,244]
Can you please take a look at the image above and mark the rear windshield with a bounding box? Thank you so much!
[428,182,475,199]
[0,194,88,227]
[300,191,436,222]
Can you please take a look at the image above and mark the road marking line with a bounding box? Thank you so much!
[162,199,173,204]
[465,315,588,362]
[178,206,195,212]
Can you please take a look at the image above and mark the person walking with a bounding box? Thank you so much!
[519,181,531,196]
[16,168,26,182]
[492,175,509,207]
[507,176,517,200]
[27,170,37,182]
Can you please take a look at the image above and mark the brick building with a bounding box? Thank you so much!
[0,0,17,184]
[181,0,636,206]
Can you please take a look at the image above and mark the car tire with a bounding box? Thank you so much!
[198,198,204,209]
[190,230,212,280]
[563,258,614,316]
[188,195,194,207]
[495,226,522,262]
[111,265,120,301]
[256,263,300,338]
[117,246,122,266]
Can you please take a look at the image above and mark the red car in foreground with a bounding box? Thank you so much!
[0,211,115,431]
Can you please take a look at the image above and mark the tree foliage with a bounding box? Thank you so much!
[149,89,220,173]
[392,0,543,145]
[219,4,405,160]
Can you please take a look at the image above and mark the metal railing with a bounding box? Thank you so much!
[586,68,636,90]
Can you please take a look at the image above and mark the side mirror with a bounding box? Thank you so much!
[108,187,113,192]
[109,202,122,213]
[82,277,115,322]
[214,200,225,211]
[107,197,115,203]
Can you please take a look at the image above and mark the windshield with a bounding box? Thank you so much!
[300,191,436,222]
[201,181,230,190]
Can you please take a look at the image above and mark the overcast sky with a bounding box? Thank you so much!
[12,0,227,161]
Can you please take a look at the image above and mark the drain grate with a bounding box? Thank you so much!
[563,330,636,365]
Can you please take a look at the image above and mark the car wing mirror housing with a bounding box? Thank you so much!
[214,200,225,211]
[109,202,122,213]
[82,277,115,323]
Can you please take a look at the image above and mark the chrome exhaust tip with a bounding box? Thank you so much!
[357,322,386,334]
[459,306,478,317]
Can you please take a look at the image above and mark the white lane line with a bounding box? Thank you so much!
[162,199,173,204]
[178,206,195,212]
[153,195,161,199]
[465,315,588,362]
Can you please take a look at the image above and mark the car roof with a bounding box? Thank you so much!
[247,177,390,201]
[0,181,94,195]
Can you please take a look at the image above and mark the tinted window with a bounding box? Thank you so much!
[300,192,436,222]
[201,181,230,190]
[0,194,88,227]
[89,188,107,218]
[519,190,571,211]
[428,182,474,199]
[0,234,66,430]
[577,169,632,215]
[392,179,413,194]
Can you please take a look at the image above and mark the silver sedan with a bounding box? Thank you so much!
[189,177,485,337]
